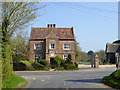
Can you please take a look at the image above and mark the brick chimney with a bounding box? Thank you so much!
[53,24,56,28]
[47,24,50,28]
[50,24,52,28]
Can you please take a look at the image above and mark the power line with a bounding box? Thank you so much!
[50,2,117,20]
[63,2,118,14]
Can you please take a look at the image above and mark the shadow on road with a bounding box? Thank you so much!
[65,78,102,83]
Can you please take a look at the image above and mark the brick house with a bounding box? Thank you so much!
[29,24,75,64]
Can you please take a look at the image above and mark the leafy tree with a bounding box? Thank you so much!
[2,18,12,80]
[10,31,29,61]
[75,39,88,63]
[95,50,107,64]
[2,2,45,38]
[75,39,81,59]
[1,2,45,79]
[87,50,94,67]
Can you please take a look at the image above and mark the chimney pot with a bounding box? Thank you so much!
[50,24,52,28]
[47,24,49,28]
[53,24,56,28]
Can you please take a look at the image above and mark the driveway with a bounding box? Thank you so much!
[15,67,116,88]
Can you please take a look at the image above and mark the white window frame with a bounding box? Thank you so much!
[49,43,55,49]
[63,54,68,59]
[34,43,42,50]
[63,43,70,50]
[35,54,42,61]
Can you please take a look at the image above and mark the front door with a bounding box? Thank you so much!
[50,58,54,69]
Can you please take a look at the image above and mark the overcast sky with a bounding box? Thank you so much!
[25,2,118,52]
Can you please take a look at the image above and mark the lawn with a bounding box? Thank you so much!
[2,73,27,88]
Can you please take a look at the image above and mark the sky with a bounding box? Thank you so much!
[25,2,118,53]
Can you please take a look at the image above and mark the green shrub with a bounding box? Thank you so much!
[32,63,44,70]
[32,59,50,70]
[60,59,66,67]
[102,70,120,89]
[110,70,120,80]
[63,63,77,70]
[75,62,78,68]
[13,62,27,71]
[53,56,62,68]
[65,54,73,64]
[54,67,64,71]
[37,59,49,66]
[13,60,31,71]
[20,60,31,67]
[102,75,120,89]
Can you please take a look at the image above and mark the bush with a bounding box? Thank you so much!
[13,60,31,71]
[110,70,120,80]
[32,58,50,70]
[20,60,31,67]
[65,54,73,64]
[13,62,27,71]
[63,63,77,70]
[37,59,49,66]
[102,75,120,89]
[60,59,66,67]
[54,67,64,71]
[75,62,78,68]
[32,63,44,70]
[53,56,62,68]
[102,70,120,89]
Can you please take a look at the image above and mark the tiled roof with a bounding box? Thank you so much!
[30,27,74,40]
[106,43,120,53]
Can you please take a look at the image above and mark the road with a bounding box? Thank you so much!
[15,67,116,88]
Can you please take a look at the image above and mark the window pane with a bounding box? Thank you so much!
[50,43,55,49]
[63,43,70,50]
[34,44,42,50]
[35,54,42,61]
[64,55,68,59]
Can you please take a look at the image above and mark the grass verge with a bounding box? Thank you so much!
[101,70,120,89]
[2,73,27,88]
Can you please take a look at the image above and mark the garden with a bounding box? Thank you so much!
[13,54,79,71]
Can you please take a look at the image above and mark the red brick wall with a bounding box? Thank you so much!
[29,39,75,63]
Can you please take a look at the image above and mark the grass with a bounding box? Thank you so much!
[101,70,120,89]
[2,73,27,88]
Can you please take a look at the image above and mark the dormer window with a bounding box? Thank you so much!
[34,43,42,50]
[49,43,55,49]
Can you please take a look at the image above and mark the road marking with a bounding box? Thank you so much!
[42,80,44,82]
[32,78,36,80]
[64,82,66,85]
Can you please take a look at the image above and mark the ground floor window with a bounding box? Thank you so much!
[63,54,68,59]
[35,54,42,61]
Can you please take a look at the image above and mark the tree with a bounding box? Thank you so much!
[10,31,29,61]
[2,2,45,38]
[1,2,45,80]
[75,39,88,63]
[95,50,106,64]
[75,40,81,60]
[87,50,94,67]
